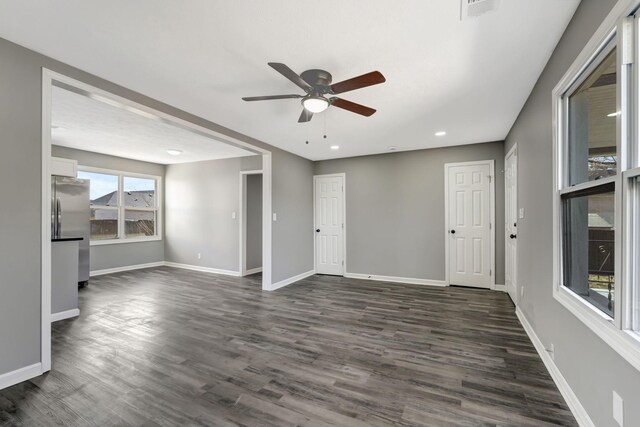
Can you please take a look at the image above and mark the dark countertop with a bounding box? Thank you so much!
[52,237,84,242]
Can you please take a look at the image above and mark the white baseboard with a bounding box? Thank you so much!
[244,267,263,276]
[270,269,315,291]
[0,363,42,391]
[344,272,447,287]
[90,261,165,277]
[51,308,79,322]
[164,262,240,277]
[516,307,594,427]
[493,284,507,292]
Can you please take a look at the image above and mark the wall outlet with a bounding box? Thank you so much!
[232,211,237,219]
[521,286,525,298]
[273,213,277,221]
[197,253,201,260]
[613,391,624,426]
[519,208,525,219]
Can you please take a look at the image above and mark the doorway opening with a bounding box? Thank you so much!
[41,69,274,374]
[240,170,263,276]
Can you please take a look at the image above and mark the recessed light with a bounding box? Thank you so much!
[607,111,621,117]
[330,145,340,150]
[388,146,397,151]
[167,149,183,156]
[435,131,447,137]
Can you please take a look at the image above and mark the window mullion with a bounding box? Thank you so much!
[118,174,124,239]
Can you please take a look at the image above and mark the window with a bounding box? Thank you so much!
[554,10,640,371]
[77,168,161,244]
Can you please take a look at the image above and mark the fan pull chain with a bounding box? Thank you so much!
[323,112,327,139]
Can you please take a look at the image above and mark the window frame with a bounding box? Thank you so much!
[78,165,163,245]
[552,9,640,372]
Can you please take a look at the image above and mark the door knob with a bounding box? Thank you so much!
[510,234,517,239]
[316,229,320,233]
[450,230,456,234]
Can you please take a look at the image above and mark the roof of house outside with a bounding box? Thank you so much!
[91,190,155,208]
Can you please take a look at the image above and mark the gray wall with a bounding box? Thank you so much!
[52,145,165,271]
[504,0,640,425]
[246,174,263,271]
[0,36,314,379]
[272,149,315,281]
[164,156,261,272]
[315,141,505,284]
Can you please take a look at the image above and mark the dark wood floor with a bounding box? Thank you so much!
[0,267,576,426]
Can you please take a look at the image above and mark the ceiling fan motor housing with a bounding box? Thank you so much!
[300,69,333,94]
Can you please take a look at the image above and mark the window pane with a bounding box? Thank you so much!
[562,185,615,317]
[567,47,617,185]
[90,208,118,240]
[125,209,155,238]
[123,176,156,208]
[78,171,119,206]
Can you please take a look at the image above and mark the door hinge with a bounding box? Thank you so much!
[342,223,344,229]
[490,269,493,276]
[489,223,492,230]
[488,175,492,183]
[342,260,344,266]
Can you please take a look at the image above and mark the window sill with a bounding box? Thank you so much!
[554,286,640,372]
[90,236,162,246]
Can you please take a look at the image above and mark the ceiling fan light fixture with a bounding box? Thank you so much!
[302,95,329,113]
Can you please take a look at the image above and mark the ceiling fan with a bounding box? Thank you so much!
[242,63,385,123]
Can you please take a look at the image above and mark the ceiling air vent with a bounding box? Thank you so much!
[461,0,499,20]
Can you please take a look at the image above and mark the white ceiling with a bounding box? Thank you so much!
[51,86,256,164]
[0,0,580,161]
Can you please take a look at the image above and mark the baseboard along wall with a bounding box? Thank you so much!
[516,307,594,427]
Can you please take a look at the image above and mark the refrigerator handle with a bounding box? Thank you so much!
[56,197,62,238]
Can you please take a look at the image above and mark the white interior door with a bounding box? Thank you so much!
[447,162,493,288]
[314,175,344,275]
[505,146,518,304]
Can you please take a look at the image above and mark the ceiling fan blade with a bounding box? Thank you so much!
[330,71,386,94]
[268,62,312,92]
[298,109,313,123]
[330,97,376,117]
[242,94,302,101]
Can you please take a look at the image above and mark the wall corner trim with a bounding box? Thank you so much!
[90,261,166,277]
[516,307,595,427]
[0,363,42,391]
[269,270,315,291]
[164,262,241,277]
[51,308,80,322]
[344,272,447,287]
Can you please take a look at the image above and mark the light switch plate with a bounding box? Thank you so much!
[273,213,277,221]
[613,391,623,426]
[519,208,525,219]
[232,211,236,219]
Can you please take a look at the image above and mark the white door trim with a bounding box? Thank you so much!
[239,170,263,276]
[444,160,496,289]
[505,143,518,305]
[41,68,274,378]
[313,173,346,275]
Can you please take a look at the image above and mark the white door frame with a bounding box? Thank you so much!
[313,173,347,275]
[239,170,263,276]
[505,143,518,304]
[41,68,274,374]
[444,160,496,289]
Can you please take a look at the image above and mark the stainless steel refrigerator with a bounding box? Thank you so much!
[51,176,90,285]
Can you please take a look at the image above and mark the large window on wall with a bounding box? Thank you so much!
[77,168,161,244]
[554,9,640,372]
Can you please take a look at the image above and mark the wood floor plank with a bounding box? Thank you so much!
[0,267,576,426]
